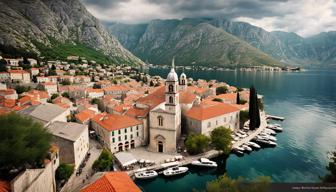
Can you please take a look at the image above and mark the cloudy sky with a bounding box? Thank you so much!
[82,0,336,37]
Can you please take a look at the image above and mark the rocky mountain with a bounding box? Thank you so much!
[108,17,336,68]
[0,0,144,66]
[107,19,282,67]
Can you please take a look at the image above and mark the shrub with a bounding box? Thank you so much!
[185,133,210,155]
[56,164,74,181]
[216,86,228,95]
[92,149,113,172]
[210,126,232,155]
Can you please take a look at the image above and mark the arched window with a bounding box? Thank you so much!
[158,116,163,126]
[169,96,174,104]
[182,79,185,85]
[168,84,174,92]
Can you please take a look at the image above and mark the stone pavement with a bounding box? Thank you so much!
[61,139,102,192]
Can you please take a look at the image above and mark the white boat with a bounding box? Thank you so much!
[270,126,283,132]
[134,170,158,179]
[191,158,217,168]
[163,166,189,176]
[247,142,261,149]
[232,148,244,156]
[255,138,277,146]
[265,129,277,135]
[237,130,246,135]
[241,144,252,152]
[239,133,248,138]
[259,135,277,142]
[233,146,244,151]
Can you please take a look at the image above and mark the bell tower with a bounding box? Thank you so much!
[165,57,179,114]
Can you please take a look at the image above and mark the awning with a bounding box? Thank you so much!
[114,152,137,167]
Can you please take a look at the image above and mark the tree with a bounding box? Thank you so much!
[0,113,52,178]
[149,80,154,87]
[60,79,71,85]
[240,110,249,125]
[61,92,70,98]
[50,93,59,100]
[212,98,223,102]
[210,126,232,155]
[92,149,113,172]
[0,59,7,72]
[321,148,336,182]
[216,86,229,95]
[51,64,56,70]
[15,85,31,94]
[91,98,100,105]
[206,174,271,192]
[185,133,210,155]
[56,164,74,181]
[236,92,240,104]
[249,86,260,130]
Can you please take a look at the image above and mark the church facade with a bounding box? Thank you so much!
[148,59,183,153]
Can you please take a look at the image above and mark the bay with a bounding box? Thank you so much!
[136,69,336,192]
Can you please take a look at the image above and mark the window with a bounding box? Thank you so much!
[137,132,139,137]
[216,120,218,125]
[112,131,114,136]
[112,138,115,143]
[136,126,139,130]
[182,79,185,85]
[125,135,127,140]
[131,134,133,139]
[118,136,121,141]
[131,127,133,132]
[169,96,174,104]
[125,128,127,133]
[168,84,174,92]
[208,122,211,128]
[118,130,121,134]
[158,116,163,126]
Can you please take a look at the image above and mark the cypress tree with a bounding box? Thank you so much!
[236,91,240,104]
[249,86,260,130]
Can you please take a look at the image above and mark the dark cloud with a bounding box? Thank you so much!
[82,0,336,36]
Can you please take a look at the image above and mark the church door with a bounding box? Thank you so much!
[158,141,163,153]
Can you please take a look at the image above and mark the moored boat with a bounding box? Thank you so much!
[247,141,261,149]
[163,166,189,176]
[134,170,158,179]
[191,158,217,168]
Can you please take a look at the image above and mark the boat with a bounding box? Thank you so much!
[237,130,246,135]
[163,166,189,176]
[247,141,261,149]
[232,148,244,156]
[265,129,277,135]
[233,146,244,151]
[270,126,283,132]
[259,135,277,142]
[241,144,252,152]
[134,170,158,179]
[255,138,277,146]
[266,115,285,121]
[191,158,217,168]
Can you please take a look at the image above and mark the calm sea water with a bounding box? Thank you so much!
[136,69,336,192]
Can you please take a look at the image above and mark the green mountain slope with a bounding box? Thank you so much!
[0,0,144,66]
[107,20,282,67]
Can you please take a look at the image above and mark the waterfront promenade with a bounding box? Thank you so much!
[128,112,268,176]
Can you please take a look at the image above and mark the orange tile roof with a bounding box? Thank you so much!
[0,89,16,95]
[103,85,129,92]
[0,180,10,192]
[185,100,240,121]
[126,106,150,117]
[0,98,16,108]
[81,172,141,192]
[8,69,28,74]
[112,103,131,114]
[26,90,49,99]
[179,91,197,103]
[86,88,104,93]
[92,113,142,131]
[137,86,165,109]
[187,86,207,94]
[42,82,56,86]
[75,109,96,122]
[214,93,237,102]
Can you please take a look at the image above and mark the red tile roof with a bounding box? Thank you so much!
[185,100,240,121]
[126,106,150,117]
[179,91,197,104]
[81,172,141,192]
[92,113,142,131]
[137,86,165,109]
[75,109,96,123]
[0,180,10,192]
[8,69,28,74]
